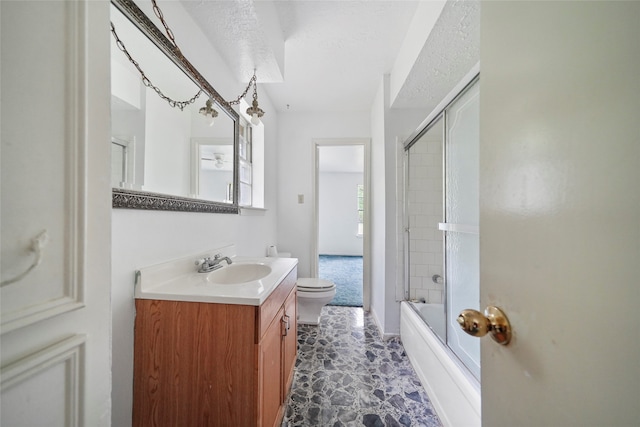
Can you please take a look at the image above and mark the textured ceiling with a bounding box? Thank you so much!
[268,0,419,112]
[181,0,285,84]
[180,0,419,112]
[179,0,479,114]
[391,0,480,110]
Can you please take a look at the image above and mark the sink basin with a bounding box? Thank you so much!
[207,263,272,285]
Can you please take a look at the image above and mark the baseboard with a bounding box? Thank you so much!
[368,307,399,340]
[370,307,384,337]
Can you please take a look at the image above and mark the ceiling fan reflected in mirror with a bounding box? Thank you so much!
[201,152,231,169]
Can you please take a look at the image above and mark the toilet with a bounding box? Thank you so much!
[269,249,337,326]
[296,278,337,325]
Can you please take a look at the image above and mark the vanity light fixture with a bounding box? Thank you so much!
[199,98,219,126]
[245,71,265,125]
[228,70,266,124]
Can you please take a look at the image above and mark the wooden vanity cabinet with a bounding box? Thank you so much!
[133,267,297,427]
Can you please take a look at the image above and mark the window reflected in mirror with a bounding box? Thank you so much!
[238,117,253,206]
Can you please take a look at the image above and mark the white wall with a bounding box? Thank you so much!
[369,80,388,333]
[369,75,430,336]
[318,172,363,256]
[143,92,191,194]
[276,112,371,277]
[200,169,233,201]
[385,108,429,335]
[110,2,279,425]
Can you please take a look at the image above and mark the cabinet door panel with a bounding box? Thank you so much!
[258,267,296,340]
[282,289,297,399]
[133,300,257,426]
[259,307,284,427]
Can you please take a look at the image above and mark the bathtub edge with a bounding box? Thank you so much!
[400,302,481,427]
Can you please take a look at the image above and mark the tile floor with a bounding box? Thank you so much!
[282,306,442,427]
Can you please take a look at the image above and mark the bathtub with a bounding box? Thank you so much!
[400,302,481,427]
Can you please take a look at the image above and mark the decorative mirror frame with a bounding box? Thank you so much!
[111,0,240,214]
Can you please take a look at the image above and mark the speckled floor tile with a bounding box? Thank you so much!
[282,306,442,427]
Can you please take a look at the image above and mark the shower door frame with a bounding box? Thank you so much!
[403,113,445,304]
[403,67,480,378]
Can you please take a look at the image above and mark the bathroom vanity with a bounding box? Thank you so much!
[132,250,298,427]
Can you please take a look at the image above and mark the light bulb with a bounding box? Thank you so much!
[251,113,260,125]
[208,118,215,127]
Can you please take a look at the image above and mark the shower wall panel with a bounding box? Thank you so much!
[407,119,444,304]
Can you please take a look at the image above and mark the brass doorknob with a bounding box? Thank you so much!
[457,306,512,345]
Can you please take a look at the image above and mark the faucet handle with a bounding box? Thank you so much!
[213,253,222,260]
[195,257,210,267]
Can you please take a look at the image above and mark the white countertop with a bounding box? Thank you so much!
[135,255,298,306]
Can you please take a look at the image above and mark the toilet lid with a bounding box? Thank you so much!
[297,278,336,292]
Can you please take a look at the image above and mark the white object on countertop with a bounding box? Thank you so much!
[267,245,278,257]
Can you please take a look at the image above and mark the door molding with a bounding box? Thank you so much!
[1,334,86,426]
[1,0,87,334]
[312,138,371,311]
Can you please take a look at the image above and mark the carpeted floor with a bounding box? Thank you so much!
[318,255,363,307]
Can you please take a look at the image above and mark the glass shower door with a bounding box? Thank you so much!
[404,78,480,380]
[405,117,445,341]
[442,81,480,379]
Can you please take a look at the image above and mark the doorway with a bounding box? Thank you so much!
[313,139,370,310]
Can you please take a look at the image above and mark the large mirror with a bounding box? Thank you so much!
[110,0,239,213]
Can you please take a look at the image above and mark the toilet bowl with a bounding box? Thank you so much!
[296,278,336,325]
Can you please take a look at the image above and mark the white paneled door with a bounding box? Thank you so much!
[1,1,112,425]
[480,2,640,426]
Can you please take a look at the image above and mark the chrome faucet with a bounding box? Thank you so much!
[196,253,232,273]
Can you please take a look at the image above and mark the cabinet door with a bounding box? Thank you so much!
[259,306,284,427]
[282,289,297,399]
